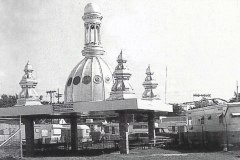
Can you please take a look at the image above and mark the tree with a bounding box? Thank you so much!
[39,95,43,101]
[229,92,240,102]
[0,94,17,108]
[134,113,148,122]
[168,103,185,116]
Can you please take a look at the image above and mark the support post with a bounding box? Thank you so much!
[85,24,88,44]
[24,117,34,157]
[119,111,129,154]
[70,116,78,151]
[98,24,101,44]
[148,111,155,145]
[20,116,22,158]
[89,24,91,43]
[94,23,97,44]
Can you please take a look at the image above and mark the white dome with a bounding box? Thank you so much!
[84,3,101,14]
[64,56,113,103]
[24,61,33,72]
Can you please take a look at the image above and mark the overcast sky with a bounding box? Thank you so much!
[0,0,240,103]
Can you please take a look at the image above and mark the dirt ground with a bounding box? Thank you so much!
[19,148,240,160]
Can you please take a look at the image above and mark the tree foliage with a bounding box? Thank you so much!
[0,94,17,108]
[229,92,240,102]
[168,103,185,116]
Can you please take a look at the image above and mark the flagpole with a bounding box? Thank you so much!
[165,66,167,103]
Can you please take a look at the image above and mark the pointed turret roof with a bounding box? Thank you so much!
[142,65,160,100]
[15,61,42,106]
[107,51,135,100]
[24,61,33,72]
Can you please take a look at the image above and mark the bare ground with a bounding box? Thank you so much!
[20,148,240,160]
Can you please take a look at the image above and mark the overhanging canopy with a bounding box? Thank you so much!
[0,98,172,117]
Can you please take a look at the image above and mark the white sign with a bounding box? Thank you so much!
[193,94,211,97]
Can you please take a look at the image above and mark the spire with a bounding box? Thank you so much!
[15,61,42,106]
[82,3,104,57]
[24,61,33,72]
[107,50,135,100]
[142,65,160,100]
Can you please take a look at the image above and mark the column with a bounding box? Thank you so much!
[148,111,155,144]
[89,24,91,43]
[94,23,97,44]
[119,111,129,154]
[98,24,101,44]
[70,116,78,151]
[24,117,34,157]
[85,24,88,44]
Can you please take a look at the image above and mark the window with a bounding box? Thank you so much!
[200,116,204,124]
[67,77,72,86]
[207,115,211,120]
[82,76,91,84]
[90,125,94,132]
[112,127,115,134]
[188,117,192,125]
[41,130,48,137]
[163,128,169,133]
[133,125,141,129]
[115,126,119,133]
[218,113,223,124]
[35,128,39,133]
[141,125,148,129]
[139,133,148,137]
[53,129,61,135]
[73,76,81,85]
[104,127,109,133]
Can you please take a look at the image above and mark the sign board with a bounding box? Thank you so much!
[193,94,211,97]
[53,104,73,113]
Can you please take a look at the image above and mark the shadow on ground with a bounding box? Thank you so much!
[160,143,223,153]
[25,148,119,157]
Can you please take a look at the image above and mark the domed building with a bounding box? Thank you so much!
[64,3,114,103]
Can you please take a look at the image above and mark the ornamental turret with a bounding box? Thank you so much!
[108,51,135,100]
[82,3,104,57]
[64,3,114,103]
[142,65,160,100]
[15,61,42,106]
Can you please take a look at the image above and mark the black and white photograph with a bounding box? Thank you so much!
[0,0,240,159]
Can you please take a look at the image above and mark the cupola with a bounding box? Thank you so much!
[64,3,114,103]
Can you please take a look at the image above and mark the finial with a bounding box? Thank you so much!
[117,50,126,62]
[142,65,160,100]
[146,64,154,75]
[24,61,33,72]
